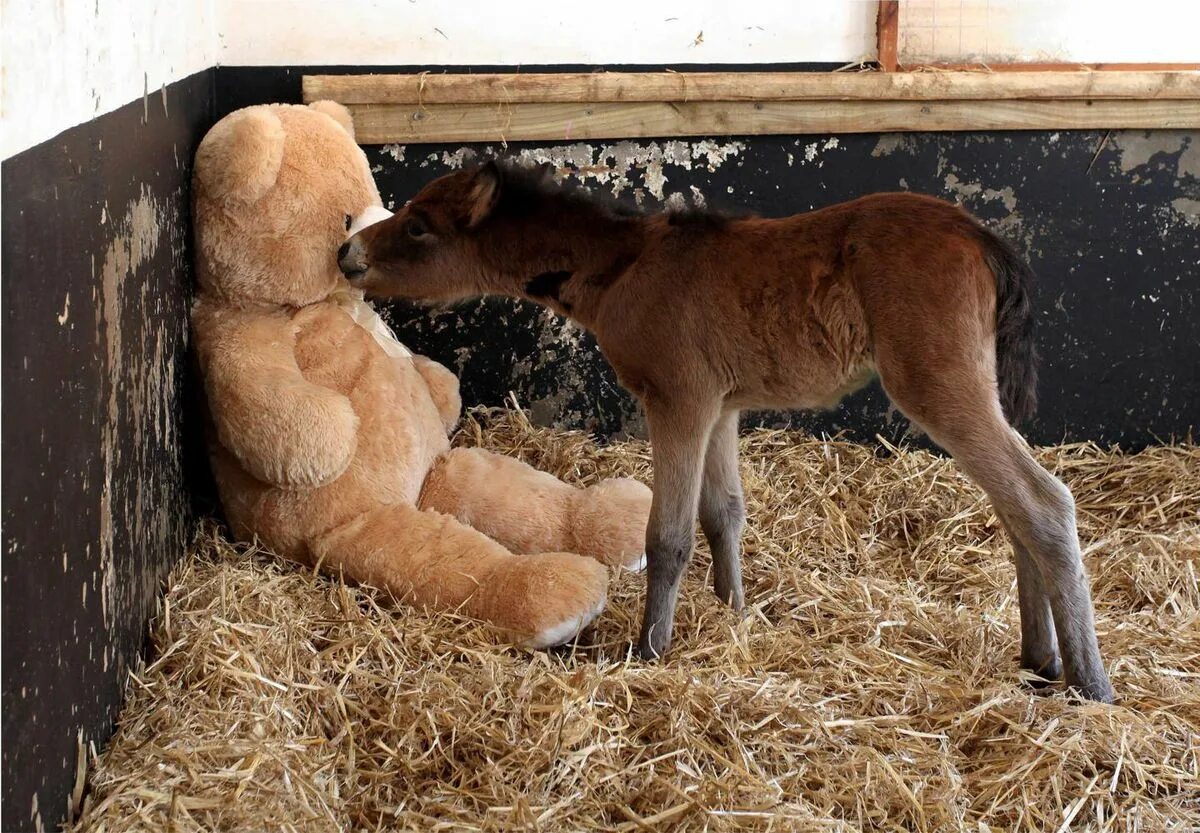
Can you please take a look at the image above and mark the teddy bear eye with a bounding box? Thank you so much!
[344,214,353,232]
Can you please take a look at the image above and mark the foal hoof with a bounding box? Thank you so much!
[1020,655,1063,690]
[1066,676,1116,705]
[713,583,745,612]
[636,629,671,662]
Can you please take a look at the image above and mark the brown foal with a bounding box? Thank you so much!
[339,161,1114,702]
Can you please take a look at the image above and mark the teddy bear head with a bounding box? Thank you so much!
[193,101,389,307]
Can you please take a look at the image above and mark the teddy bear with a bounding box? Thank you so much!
[191,100,652,647]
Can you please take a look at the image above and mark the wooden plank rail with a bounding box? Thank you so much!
[303,71,1200,144]
[305,71,1200,104]
[345,100,1200,145]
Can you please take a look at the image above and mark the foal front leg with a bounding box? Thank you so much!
[700,409,746,610]
[638,397,721,659]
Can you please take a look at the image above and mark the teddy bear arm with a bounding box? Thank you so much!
[204,340,359,489]
[411,355,462,434]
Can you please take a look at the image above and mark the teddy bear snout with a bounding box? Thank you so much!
[338,238,368,282]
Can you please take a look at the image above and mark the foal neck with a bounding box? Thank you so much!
[490,194,646,324]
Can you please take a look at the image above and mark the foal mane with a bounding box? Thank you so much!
[482,159,734,229]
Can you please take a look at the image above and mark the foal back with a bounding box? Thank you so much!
[614,193,1026,421]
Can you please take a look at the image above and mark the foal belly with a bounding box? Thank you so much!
[726,270,875,411]
[730,355,877,411]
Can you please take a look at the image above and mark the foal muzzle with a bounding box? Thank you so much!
[339,205,393,281]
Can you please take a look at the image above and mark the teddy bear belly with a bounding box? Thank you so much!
[216,391,448,564]
[230,334,450,556]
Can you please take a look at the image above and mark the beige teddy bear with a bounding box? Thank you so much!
[192,101,651,647]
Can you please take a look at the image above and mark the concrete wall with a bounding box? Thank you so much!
[0,0,216,158]
[213,0,878,66]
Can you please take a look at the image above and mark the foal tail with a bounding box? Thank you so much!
[977,227,1039,426]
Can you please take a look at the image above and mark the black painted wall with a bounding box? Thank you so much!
[3,63,1197,832]
[369,129,1200,447]
[1,70,214,831]
[220,65,1200,448]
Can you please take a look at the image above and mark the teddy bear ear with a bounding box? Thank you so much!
[194,106,285,205]
[308,100,356,140]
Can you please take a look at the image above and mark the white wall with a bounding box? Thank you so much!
[1,0,217,159]
[900,0,1200,64]
[213,0,879,67]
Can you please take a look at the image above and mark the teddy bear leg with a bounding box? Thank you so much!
[420,448,651,571]
[311,503,608,648]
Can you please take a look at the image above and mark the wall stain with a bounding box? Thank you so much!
[2,70,209,832]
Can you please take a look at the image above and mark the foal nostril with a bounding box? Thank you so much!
[337,239,368,279]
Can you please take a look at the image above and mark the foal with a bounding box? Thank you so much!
[339,161,1115,702]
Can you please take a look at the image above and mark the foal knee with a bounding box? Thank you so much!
[646,526,694,576]
[700,492,745,542]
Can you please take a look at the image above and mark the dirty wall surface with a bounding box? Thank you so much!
[1,70,213,832]
[368,130,1199,448]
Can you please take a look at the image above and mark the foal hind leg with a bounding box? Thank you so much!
[959,428,1110,701]
[880,369,1112,701]
[1014,539,1061,684]
[699,409,746,610]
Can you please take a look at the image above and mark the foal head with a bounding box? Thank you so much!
[339,161,637,305]
[336,162,503,301]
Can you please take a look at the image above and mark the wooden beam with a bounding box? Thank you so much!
[346,100,1200,145]
[899,62,1200,72]
[305,71,1200,105]
[876,1,900,73]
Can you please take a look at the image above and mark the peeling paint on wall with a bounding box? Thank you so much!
[1171,197,1200,226]
[92,189,189,636]
[1111,131,1195,175]
[421,139,745,204]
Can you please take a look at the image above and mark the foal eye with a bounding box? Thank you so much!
[344,214,352,231]
[407,219,429,239]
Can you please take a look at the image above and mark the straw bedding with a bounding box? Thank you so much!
[72,409,1199,832]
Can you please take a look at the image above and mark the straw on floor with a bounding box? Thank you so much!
[71,409,1199,832]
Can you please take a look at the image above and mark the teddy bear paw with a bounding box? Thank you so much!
[571,478,653,570]
[621,552,648,573]
[522,585,608,649]
[479,553,609,649]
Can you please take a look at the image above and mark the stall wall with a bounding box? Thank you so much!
[1,0,216,158]
[213,0,879,66]
[3,2,1198,830]
[899,0,1200,64]
[1,4,215,831]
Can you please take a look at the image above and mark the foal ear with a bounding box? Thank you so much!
[464,161,502,228]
